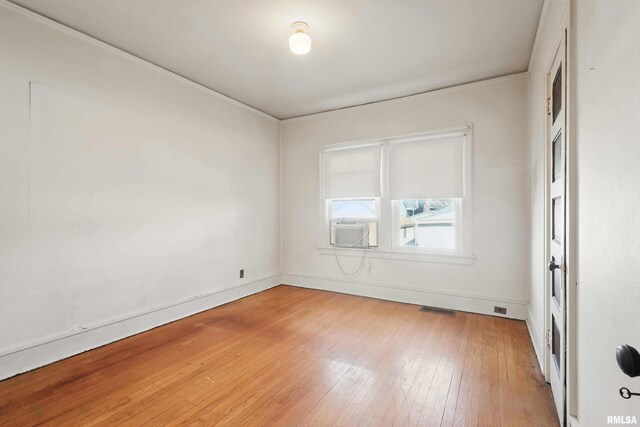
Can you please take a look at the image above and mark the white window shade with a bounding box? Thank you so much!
[322,145,381,199]
[388,135,465,200]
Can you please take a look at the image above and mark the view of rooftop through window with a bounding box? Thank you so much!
[398,199,455,250]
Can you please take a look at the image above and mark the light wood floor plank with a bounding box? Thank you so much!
[0,285,558,426]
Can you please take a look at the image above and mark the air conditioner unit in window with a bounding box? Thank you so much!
[330,219,378,248]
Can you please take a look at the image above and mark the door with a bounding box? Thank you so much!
[547,34,567,425]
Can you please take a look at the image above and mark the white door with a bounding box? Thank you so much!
[547,34,567,425]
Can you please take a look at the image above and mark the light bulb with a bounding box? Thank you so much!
[289,22,311,55]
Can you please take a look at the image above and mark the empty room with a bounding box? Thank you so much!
[1,0,638,426]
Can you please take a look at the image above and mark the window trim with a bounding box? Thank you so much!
[318,124,474,264]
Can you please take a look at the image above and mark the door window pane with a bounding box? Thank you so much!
[552,197,563,243]
[552,316,561,375]
[552,63,562,124]
[552,131,562,183]
[397,199,455,250]
[551,256,561,306]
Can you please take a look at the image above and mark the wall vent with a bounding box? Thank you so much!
[419,305,456,316]
[494,306,507,315]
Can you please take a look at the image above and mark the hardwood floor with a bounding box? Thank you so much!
[0,286,558,426]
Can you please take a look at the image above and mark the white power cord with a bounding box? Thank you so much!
[333,227,369,276]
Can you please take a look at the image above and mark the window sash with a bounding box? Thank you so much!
[391,199,462,254]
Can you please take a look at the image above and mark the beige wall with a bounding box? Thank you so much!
[281,74,530,317]
[529,1,640,424]
[573,0,640,424]
[0,3,280,379]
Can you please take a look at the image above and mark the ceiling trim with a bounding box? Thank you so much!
[528,0,551,71]
[1,0,279,122]
[281,72,529,124]
[528,0,569,72]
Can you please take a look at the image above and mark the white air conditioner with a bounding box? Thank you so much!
[330,219,378,248]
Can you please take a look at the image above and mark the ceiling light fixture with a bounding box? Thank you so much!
[289,21,311,55]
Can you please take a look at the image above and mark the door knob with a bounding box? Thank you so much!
[617,344,640,377]
[548,260,561,272]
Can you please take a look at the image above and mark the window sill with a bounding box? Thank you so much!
[317,246,475,265]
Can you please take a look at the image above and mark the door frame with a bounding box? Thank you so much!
[542,4,578,424]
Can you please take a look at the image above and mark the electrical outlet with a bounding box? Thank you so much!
[239,269,244,279]
[494,306,507,315]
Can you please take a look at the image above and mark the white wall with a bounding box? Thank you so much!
[527,0,569,367]
[528,2,640,424]
[573,0,640,424]
[0,3,280,379]
[281,74,531,318]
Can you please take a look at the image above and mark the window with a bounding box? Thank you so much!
[331,199,376,219]
[321,145,381,248]
[395,199,457,251]
[328,199,379,247]
[319,125,472,261]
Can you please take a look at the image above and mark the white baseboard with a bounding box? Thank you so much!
[282,273,527,320]
[1,273,531,382]
[526,304,545,372]
[0,274,280,381]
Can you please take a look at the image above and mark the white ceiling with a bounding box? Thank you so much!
[12,0,544,119]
